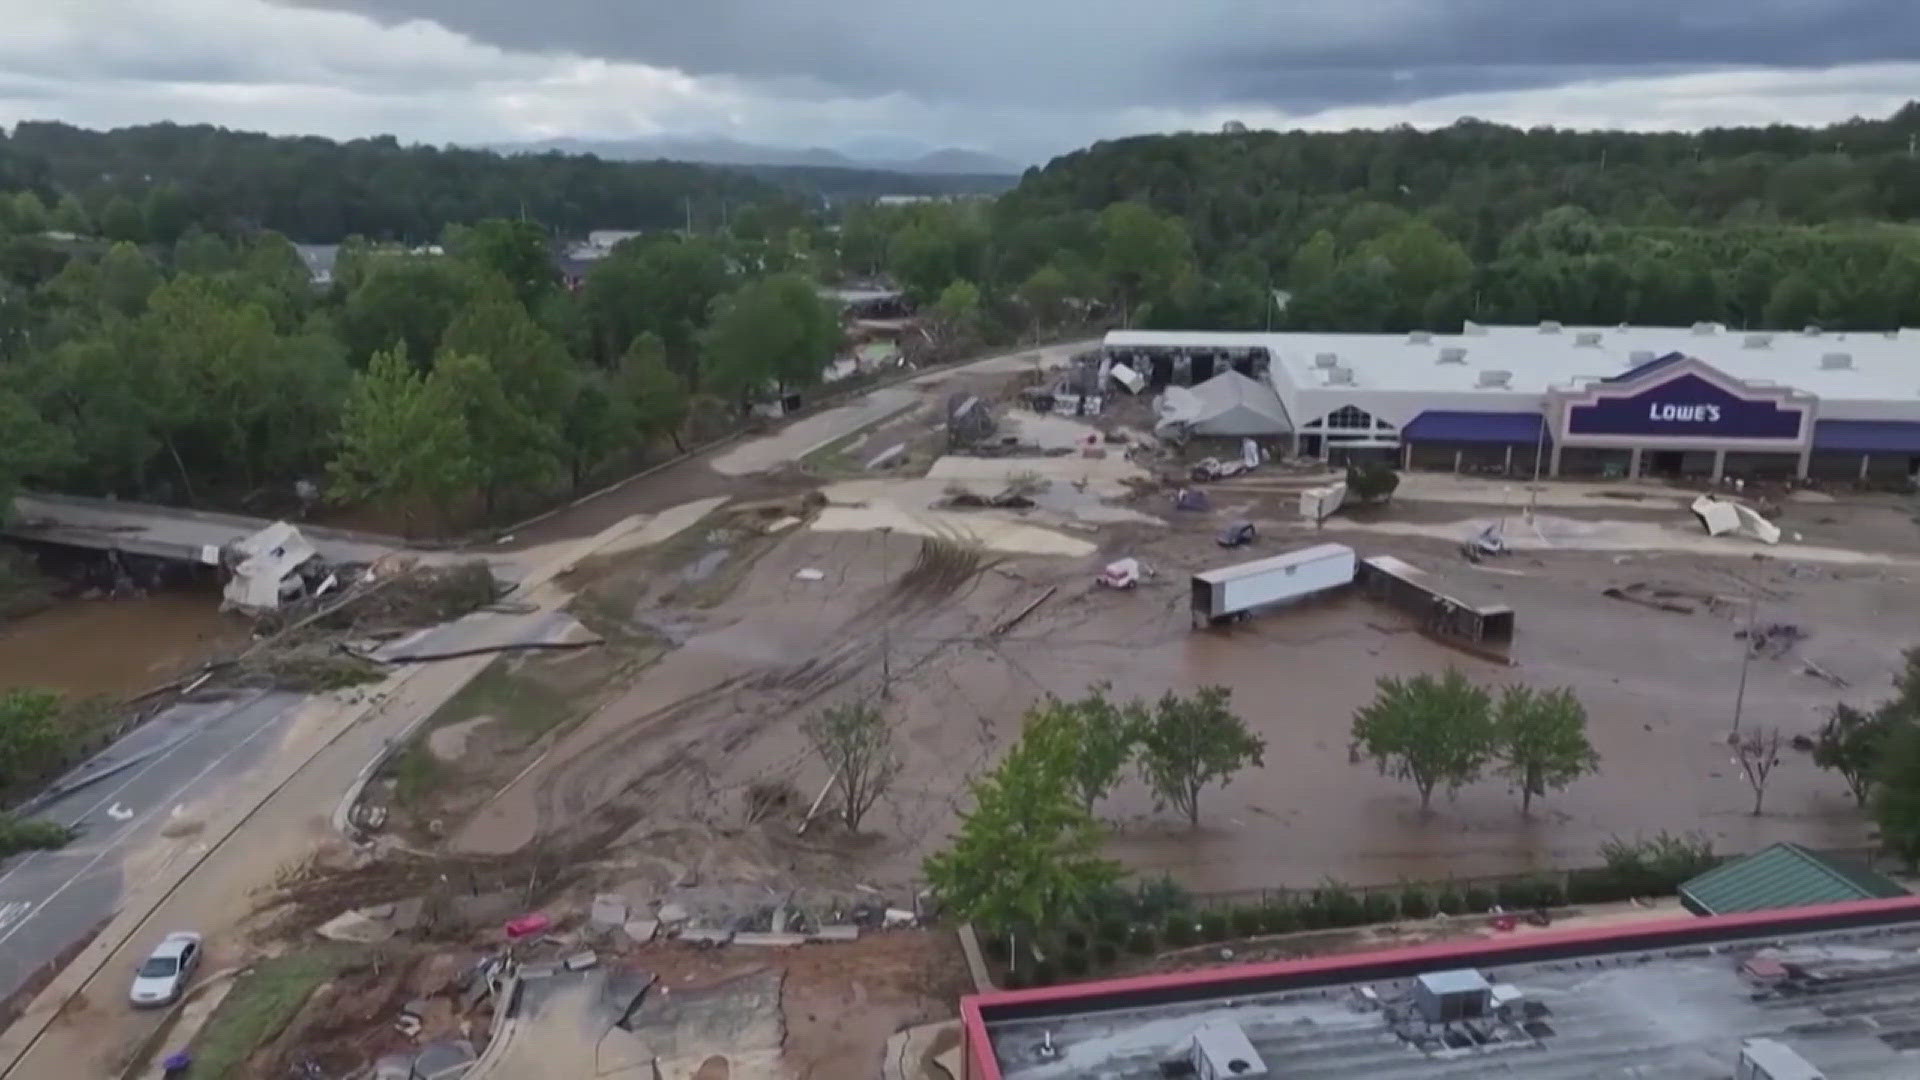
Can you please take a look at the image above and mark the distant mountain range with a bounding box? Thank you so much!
[493,135,1024,177]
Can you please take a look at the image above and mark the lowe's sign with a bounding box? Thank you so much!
[1566,373,1804,441]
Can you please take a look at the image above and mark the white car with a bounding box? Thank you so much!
[129,932,201,1007]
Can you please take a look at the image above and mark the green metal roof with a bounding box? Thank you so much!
[1679,843,1908,917]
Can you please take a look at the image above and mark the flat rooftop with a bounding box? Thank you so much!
[1106,323,1920,403]
[966,898,1920,1079]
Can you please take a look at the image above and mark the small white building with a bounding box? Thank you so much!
[1107,322,1920,482]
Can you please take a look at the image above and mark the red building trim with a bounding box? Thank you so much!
[959,895,1920,1080]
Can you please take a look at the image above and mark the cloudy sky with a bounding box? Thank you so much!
[2,0,1917,163]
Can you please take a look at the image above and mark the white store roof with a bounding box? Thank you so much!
[1107,324,1920,404]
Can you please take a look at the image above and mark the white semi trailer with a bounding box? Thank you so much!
[1190,543,1356,626]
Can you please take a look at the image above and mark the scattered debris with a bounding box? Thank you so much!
[1459,524,1510,563]
[864,443,907,471]
[1300,481,1347,524]
[1691,495,1782,544]
[946,393,997,446]
[624,919,659,944]
[765,515,802,533]
[883,908,918,928]
[994,586,1057,636]
[1173,488,1211,512]
[1216,521,1257,548]
[1108,362,1145,394]
[361,609,601,663]
[1190,457,1250,482]
[222,521,321,614]
[1600,581,1729,615]
[1738,622,1807,658]
[505,913,551,940]
[590,894,629,930]
[794,568,827,582]
[1802,659,1849,688]
[564,951,598,971]
[733,932,807,948]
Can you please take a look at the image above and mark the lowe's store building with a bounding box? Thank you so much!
[1104,322,1920,482]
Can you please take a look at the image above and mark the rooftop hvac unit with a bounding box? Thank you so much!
[1628,349,1655,365]
[1408,330,1432,344]
[1414,970,1492,1024]
[1185,1021,1268,1080]
[1820,352,1853,370]
[1475,369,1512,388]
[1462,320,1488,336]
[1437,346,1468,365]
[1574,331,1603,347]
[1692,321,1718,335]
[1326,366,1355,385]
[1803,325,1823,336]
[1743,333,1773,349]
[1313,352,1340,369]
[1736,1038,1824,1080]
[1538,320,1563,333]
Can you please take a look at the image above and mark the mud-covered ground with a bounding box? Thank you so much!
[388,459,1918,903]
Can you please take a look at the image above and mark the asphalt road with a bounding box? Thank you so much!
[0,690,303,1008]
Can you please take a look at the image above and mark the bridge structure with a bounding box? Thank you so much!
[2,492,406,569]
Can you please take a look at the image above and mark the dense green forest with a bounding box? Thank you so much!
[900,104,1920,333]
[3,108,1920,530]
[0,122,971,243]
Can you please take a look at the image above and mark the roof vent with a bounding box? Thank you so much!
[1325,366,1355,386]
[1691,321,1718,335]
[1538,320,1563,334]
[1803,325,1823,337]
[1313,352,1339,369]
[1574,331,1603,347]
[1462,320,1488,336]
[1184,1021,1269,1079]
[1819,351,1853,370]
[1476,369,1512,389]
[1743,333,1773,349]
[1414,970,1492,1024]
[1437,346,1468,365]
[1628,349,1656,365]
[1408,330,1432,345]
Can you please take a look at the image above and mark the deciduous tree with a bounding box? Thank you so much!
[1814,702,1904,808]
[1736,727,1784,815]
[700,273,839,404]
[328,346,474,533]
[616,332,689,451]
[1350,668,1495,814]
[1024,684,1141,813]
[1874,722,1920,869]
[802,701,900,833]
[1133,686,1265,829]
[1494,685,1600,814]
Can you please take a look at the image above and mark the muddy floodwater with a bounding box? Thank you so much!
[0,591,249,697]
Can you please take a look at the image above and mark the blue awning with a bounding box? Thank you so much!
[1814,420,1920,453]
[1403,411,1550,445]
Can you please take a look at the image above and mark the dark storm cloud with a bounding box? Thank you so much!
[289,0,1920,110]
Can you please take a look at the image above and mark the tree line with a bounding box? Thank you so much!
[0,122,998,243]
[0,215,853,530]
[938,106,1920,333]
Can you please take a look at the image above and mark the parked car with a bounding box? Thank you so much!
[130,932,201,1007]
[1216,521,1258,548]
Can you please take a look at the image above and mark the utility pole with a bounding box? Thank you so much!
[1732,594,1758,734]
[879,526,894,700]
[684,196,693,236]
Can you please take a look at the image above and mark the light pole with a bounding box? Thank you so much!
[1732,594,1758,734]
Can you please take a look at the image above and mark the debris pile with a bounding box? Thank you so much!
[1738,622,1807,659]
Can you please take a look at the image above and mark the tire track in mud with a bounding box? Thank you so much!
[520,538,994,851]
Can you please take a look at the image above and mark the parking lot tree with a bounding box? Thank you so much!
[1133,686,1265,829]
[1875,722,1920,869]
[923,722,1120,938]
[1736,727,1784,816]
[1494,685,1600,814]
[617,331,690,452]
[1350,668,1495,814]
[1025,683,1142,812]
[802,701,900,833]
[1814,702,1905,808]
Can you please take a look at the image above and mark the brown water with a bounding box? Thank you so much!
[0,592,250,698]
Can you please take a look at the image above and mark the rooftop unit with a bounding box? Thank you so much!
[1692,321,1719,335]
[1574,331,1603,347]
[1183,1021,1268,1080]
[1819,352,1853,370]
[1312,351,1339,369]
[1744,333,1774,349]
[1803,325,1823,337]
[1408,330,1432,344]
[1538,320,1563,333]
[1437,346,1468,365]
[1475,369,1512,388]
[1737,1038,1824,1080]
[1463,320,1488,336]
[1414,969,1492,1024]
[1628,349,1655,365]
[1325,366,1355,385]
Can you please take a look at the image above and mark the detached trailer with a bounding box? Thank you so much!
[1190,543,1356,627]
